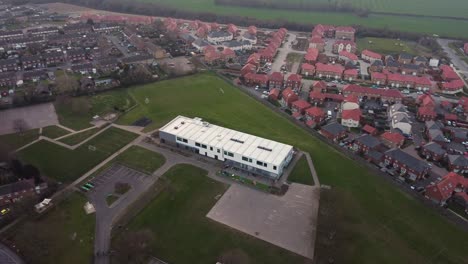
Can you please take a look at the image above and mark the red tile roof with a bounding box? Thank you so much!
[335,26,356,33]
[344,94,359,103]
[417,106,436,117]
[306,106,325,117]
[301,63,315,71]
[309,91,325,100]
[304,48,319,62]
[344,69,358,76]
[339,51,358,61]
[240,63,256,76]
[245,73,268,83]
[310,36,325,44]
[362,49,382,60]
[315,63,344,74]
[313,80,327,89]
[426,172,468,202]
[334,40,356,47]
[269,72,284,82]
[444,113,458,121]
[371,72,387,80]
[343,84,403,99]
[222,48,235,57]
[292,99,311,110]
[287,74,302,82]
[440,64,460,80]
[269,88,280,100]
[342,109,361,121]
[281,88,298,104]
[381,131,405,144]
[248,25,257,35]
[442,79,465,91]
[363,124,377,134]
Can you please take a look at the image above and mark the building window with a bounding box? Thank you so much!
[210,147,213,151]
[227,152,234,157]
[256,161,263,166]
[176,137,182,141]
[201,144,207,149]
[273,166,277,170]
[195,142,201,147]
[183,139,188,143]
[217,149,220,153]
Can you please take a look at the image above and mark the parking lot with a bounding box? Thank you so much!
[207,183,319,259]
[0,103,58,135]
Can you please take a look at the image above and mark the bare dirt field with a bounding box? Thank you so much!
[207,183,320,259]
[0,103,58,135]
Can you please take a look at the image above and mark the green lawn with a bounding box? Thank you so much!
[115,73,468,263]
[139,0,468,38]
[0,129,39,151]
[59,127,102,146]
[117,164,305,263]
[288,155,314,186]
[55,89,135,130]
[356,37,423,55]
[286,52,304,63]
[107,194,120,206]
[9,192,94,264]
[19,127,138,182]
[41,125,70,139]
[113,145,166,174]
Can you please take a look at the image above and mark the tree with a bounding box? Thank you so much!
[54,73,80,95]
[113,230,154,264]
[218,249,250,264]
[13,119,28,134]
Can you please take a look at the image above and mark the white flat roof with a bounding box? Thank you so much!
[160,116,293,166]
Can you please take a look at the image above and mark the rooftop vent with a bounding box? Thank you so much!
[258,146,272,152]
[174,126,178,129]
[230,138,244,144]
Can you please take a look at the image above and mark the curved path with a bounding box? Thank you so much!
[0,243,24,264]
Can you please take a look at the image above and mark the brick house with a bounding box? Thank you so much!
[417,106,437,121]
[66,49,87,63]
[400,64,422,75]
[309,91,326,105]
[441,79,465,95]
[342,84,403,103]
[448,155,468,174]
[384,148,431,180]
[0,58,20,72]
[398,53,413,65]
[371,72,387,86]
[0,72,17,87]
[361,49,382,63]
[204,50,222,64]
[362,124,377,136]
[221,48,236,61]
[343,69,358,82]
[268,72,284,89]
[43,51,64,66]
[301,63,315,77]
[320,123,347,141]
[305,106,326,123]
[381,131,405,148]
[353,134,383,155]
[280,87,299,108]
[291,99,311,115]
[315,63,344,79]
[259,48,275,63]
[286,74,302,90]
[247,26,257,35]
[21,55,44,70]
[420,142,446,161]
[425,172,467,205]
[341,108,361,128]
[332,40,356,54]
[335,26,355,40]
[240,63,256,77]
[244,73,268,88]
[339,51,358,65]
[268,88,280,101]
[440,65,460,81]
[304,48,318,64]
[309,36,325,52]
[227,24,238,35]
[311,80,327,93]
[0,179,36,207]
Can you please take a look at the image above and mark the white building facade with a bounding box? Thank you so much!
[159,116,294,179]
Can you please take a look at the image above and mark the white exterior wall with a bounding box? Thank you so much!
[207,33,233,43]
[341,118,359,127]
[161,116,294,177]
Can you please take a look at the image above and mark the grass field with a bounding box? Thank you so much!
[356,37,420,55]
[139,0,468,38]
[54,89,135,130]
[113,145,166,174]
[288,155,314,186]
[0,129,39,151]
[41,125,70,139]
[10,192,94,264]
[115,73,468,263]
[59,127,103,146]
[19,127,138,182]
[117,164,305,263]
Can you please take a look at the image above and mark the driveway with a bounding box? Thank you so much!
[0,103,58,135]
[437,38,468,74]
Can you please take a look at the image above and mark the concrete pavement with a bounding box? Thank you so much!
[0,243,24,264]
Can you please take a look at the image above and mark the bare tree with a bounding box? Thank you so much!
[13,119,28,135]
[218,249,250,264]
[113,229,154,264]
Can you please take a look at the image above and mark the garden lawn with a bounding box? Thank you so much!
[19,127,138,182]
[59,127,103,146]
[113,145,166,174]
[41,125,70,139]
[356,37,422,55]
[9,192,94,264]
[117,73,468,263]
[54,89,135,130]
[288,155,314,186]
[0,129,39,151]
[120,164,305,263]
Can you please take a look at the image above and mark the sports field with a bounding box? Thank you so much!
[18,127,138,182]
[138,0,468,38]
[117,164,305,263]
[116,73,467,263]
